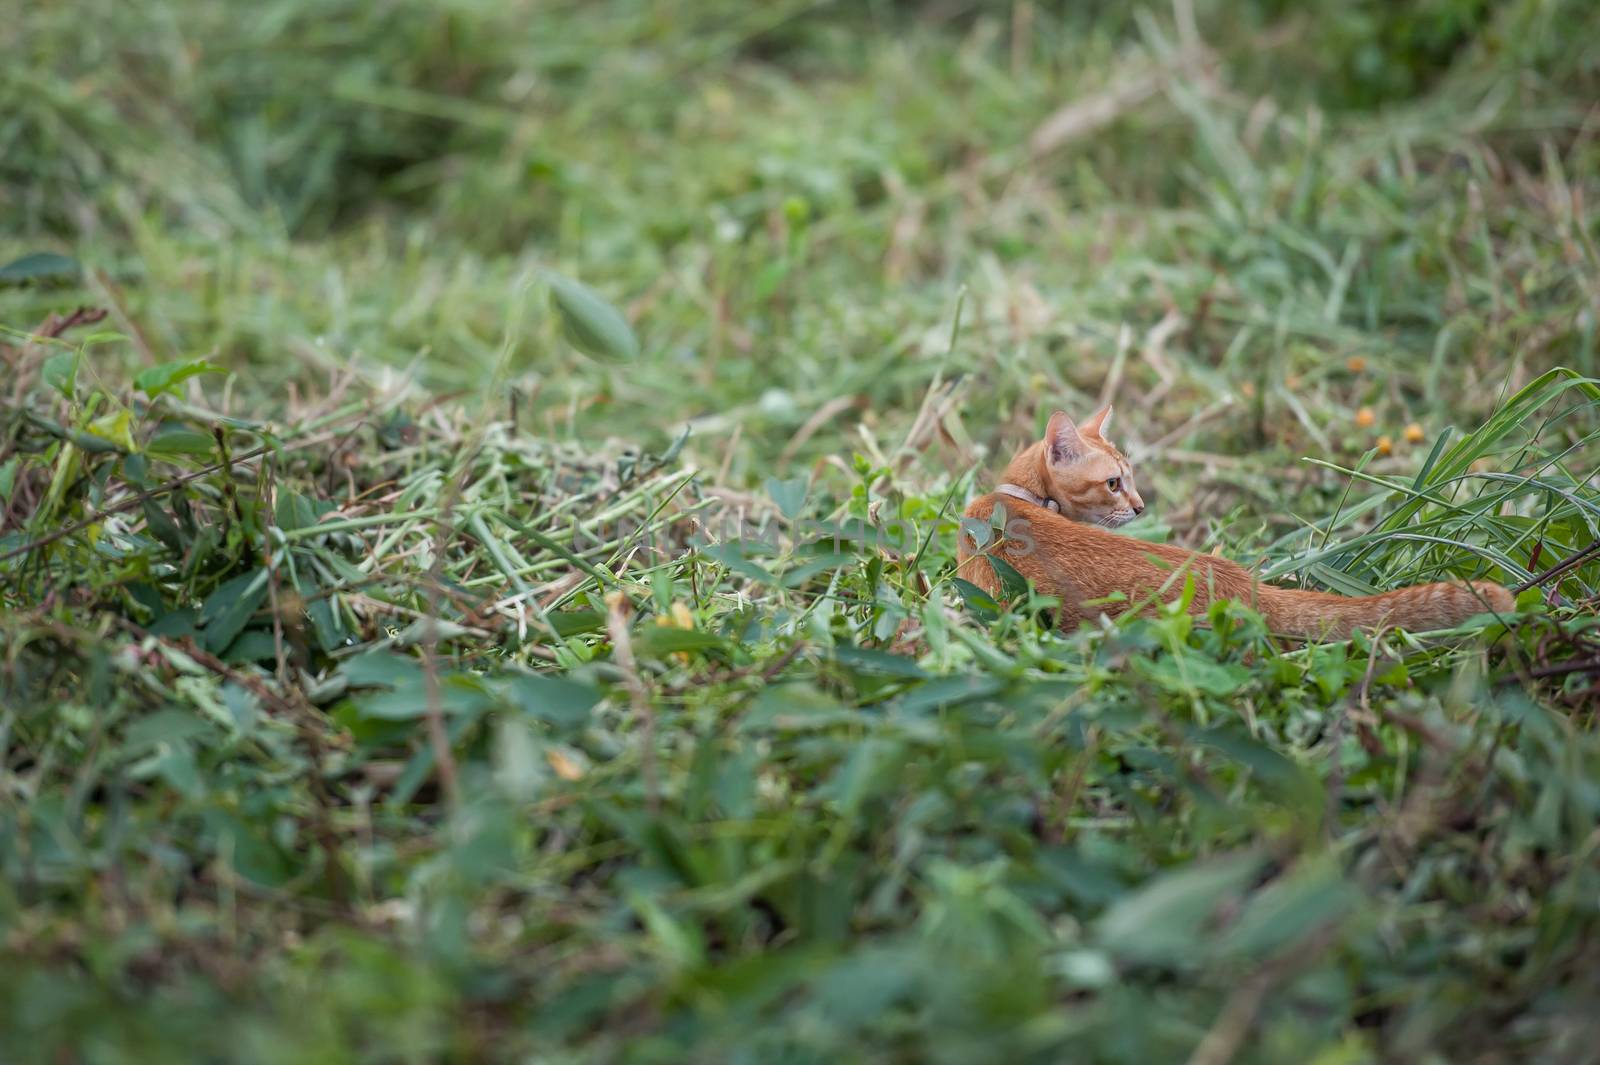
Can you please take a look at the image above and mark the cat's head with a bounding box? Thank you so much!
[1039,405,1145,527]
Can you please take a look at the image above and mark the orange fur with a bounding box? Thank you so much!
[956,406,1514,638]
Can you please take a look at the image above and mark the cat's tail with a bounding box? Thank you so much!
[1256,580,1514,639]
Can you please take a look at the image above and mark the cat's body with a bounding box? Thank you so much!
[956,407,1514,639]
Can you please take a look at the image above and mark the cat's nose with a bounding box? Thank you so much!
[1132,504,1145,515]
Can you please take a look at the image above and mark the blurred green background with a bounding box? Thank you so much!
[7,0,1596,485]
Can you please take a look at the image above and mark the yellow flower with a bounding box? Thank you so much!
[1403,422,1425,444]
[1345,355,1367,373]
[1355,407,1375,428]
[1376,435,1393,456]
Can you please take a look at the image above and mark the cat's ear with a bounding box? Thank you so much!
[1082,403,1113,439]
[1045,410,1086,465]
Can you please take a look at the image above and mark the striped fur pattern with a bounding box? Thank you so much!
[957,406,1514,638]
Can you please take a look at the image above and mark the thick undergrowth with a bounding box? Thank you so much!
[4,1,1600,1061]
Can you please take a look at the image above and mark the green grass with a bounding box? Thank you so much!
[5,1,1600,1061]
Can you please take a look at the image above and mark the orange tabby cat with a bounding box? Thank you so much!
[956,405,1514,638]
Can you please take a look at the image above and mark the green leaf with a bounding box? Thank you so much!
[1219,857,1361,959]
[740,683,857,733]
[893,674,1003,715]
[816,946,919,1024]
[629,893,706,970]
[146,427,217,456]
[134,358,227,399]
[780,551,855,588]
[766,475,809,520]
[546,610,605,637]
[986,553,1031,602]
[1096,851,1264,964]
[124,709,214,750]
[306,589,348,654]
[548,273,639,362]
[141,498,188,555]
[42,352,77,398]
[274,488,336,533]
[199,569,269,653]
[832,644,928,678]
[1138,653,1252,697]
[206,811,293,888]
[502,673,601,729]
[959,516,992,551]
[222,628,279,664]
[817,738,904,815]
[0,251,80,285]
[700,543,777,584]
[1191,727,1309,796]
[87,410,136,453]
[951,577,1001,619]
[339,650,421,689]
[353,671,495,720]
[631,624,730,659]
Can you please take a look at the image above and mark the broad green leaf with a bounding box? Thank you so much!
[393,618,476,646]
[629,892,705,970]
[87,410,136,453]
[959,515,992,551]
[42,352,77,397]
[339,650,421,689]
[817,738,904,814]
[0,457,18,503]
[832,644,928,677]
[1191,727,1309,795]
[700,542,777,584]
[146,428,216,456]
[502,673,601,729]
[740,683,856,733]
[199,569,269,653]
[0,251,79,284]
[205,811,293,888]
[546,609,605,637]
[149,744,204,799]
[135,358,227,399]
[1219,857,1361,959]
[766,475,809,520]
[951,576,1001,619]
[815,946,919,1024]
[780,552,856,587]
[631,624,730,659]
[1035,848,1129,907]
[986,552,1031,602]
[222,629,279,664]
[141,498,188,555]
[353,671,495,720]
[893,674,1003,715]
[1096,851,1264,964]
[274,488,336,532]
[548,273,639,361]
[124,709,214,750]
[1137,653,1251,697]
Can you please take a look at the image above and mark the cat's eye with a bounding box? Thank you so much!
[1106,477,1121,493]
